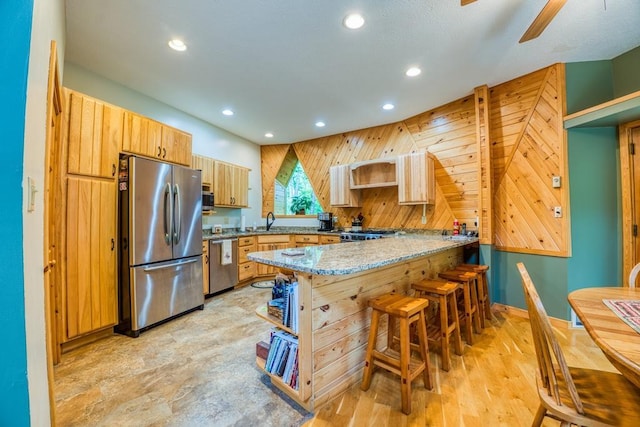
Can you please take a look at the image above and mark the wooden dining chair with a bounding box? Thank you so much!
[629,262,640,288]
[516,262,640,426]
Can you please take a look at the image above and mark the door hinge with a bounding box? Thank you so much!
[630,142,636,155]
[634,224,638,237]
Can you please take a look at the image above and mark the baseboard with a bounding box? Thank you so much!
[492,303,570,330]
[61,327,114,353]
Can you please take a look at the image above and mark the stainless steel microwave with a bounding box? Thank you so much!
[202,191,214,211]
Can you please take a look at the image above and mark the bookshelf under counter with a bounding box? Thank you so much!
[249,237,470,411]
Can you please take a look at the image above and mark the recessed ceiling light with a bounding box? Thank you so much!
[315,121,326,128]
[405,67,422,77]
[168,39,187,52]
[265,132,274,138]
[343,13,365,30]
[222,109,234,116]
[382,103,395,110]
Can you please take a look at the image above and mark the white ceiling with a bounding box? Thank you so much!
[65,0,640,145]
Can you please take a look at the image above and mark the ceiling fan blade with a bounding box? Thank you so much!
[461,0,477,5]
[519,0,567,43]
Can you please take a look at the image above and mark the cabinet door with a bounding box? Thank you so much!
[67,91,122,178]
[214,161,233,206]
[397,152,435,205]
[232,166,250,207]
[66,176,117,339]
[122,111,162,159]
[330,165,361,207]
[192,154,214,186]
[162,125,192,166]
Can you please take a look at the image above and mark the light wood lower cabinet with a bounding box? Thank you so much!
[65,176,117,340]
[256,235,292,275]
[202,241,210,295]
[319,235,341,245]
[238,236,257,282]
[294,235,319,247]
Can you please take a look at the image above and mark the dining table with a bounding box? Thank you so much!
[568,286,640,389]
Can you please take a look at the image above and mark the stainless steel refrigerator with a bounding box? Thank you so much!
[117,155,204,337]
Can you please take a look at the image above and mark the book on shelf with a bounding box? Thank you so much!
[264,329,299,390]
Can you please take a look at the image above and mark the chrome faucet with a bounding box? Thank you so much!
[266,212,275,231]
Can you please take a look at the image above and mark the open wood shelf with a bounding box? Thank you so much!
[349,158,397,189]
[564,90,640,128]
[255,304,297,336]
[256,356,303,403]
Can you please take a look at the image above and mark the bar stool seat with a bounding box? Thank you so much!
[361,293,433,415]
[412,280,463,371]
[455,264,491,324]
[438,270,481,345]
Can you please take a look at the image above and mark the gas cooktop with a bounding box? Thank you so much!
[339,230,396,241]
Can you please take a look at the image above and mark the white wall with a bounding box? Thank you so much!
[62,63,264,229]
[23,0,66,425]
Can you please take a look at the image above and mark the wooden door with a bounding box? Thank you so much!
[44,40,62,425]
[65,176,117,339]
[66,90,122,178]
[122,111,162,159]
[621,121,640,285]
[162,125,192,166]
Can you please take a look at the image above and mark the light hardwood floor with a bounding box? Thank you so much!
[55,285,617,426]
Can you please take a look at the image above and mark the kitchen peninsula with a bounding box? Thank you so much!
[248,235,477,411]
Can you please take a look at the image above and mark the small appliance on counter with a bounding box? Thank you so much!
[318,212,333,231]
[351,213,364,232]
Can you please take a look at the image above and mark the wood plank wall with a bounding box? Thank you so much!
[261,64,570,256]
[490,64,569,256]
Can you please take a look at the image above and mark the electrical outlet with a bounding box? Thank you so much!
[552,176,561,188]
[554,206,562,218]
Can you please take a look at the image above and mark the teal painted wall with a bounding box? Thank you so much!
[0,0,33,425]
[565,61,613,114]
[612,45,640,97]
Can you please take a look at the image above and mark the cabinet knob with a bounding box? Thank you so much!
[112,164,116,177]
[111,238,115,251]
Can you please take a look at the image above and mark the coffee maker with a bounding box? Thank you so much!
[318,212,333,231]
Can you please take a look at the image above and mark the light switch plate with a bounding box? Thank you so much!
[554,206,562,218]
[552,176,561,188]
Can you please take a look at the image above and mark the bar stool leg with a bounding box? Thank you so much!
[469,278,482,334]
[361,309,380,391]
[437,293,452,372]
[399,316,411,415]
[460,284,474,345]
[449,291,463,356]
[416,309,433,390]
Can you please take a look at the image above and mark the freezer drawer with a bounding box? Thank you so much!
[119,256,204,336]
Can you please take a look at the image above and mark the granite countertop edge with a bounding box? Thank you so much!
[246,236,478,276]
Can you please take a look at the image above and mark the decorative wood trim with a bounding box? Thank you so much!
[475,85,492,244]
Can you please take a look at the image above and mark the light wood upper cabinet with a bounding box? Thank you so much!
[214,161,250,208]
[330,164,361,207]
[122,111,192,166]
[66,90,123,179]
[162,126,192,166]
[65,176,117,340]
[397,152,436,205]
[191,154,214,186]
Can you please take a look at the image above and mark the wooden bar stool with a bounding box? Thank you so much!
[412,280,463,371]
[438,270,481,345]
[455,264,491,325]
[361,293,433,415]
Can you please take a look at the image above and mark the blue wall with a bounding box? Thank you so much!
[0,0,32,425]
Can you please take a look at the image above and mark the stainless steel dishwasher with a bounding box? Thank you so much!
[209,238,238,294]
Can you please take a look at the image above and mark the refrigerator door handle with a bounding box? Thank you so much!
[164,182,173,245]
[173,184,182,244]
[142,258,197,272]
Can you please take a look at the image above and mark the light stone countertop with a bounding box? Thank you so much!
[246,235,478,276]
